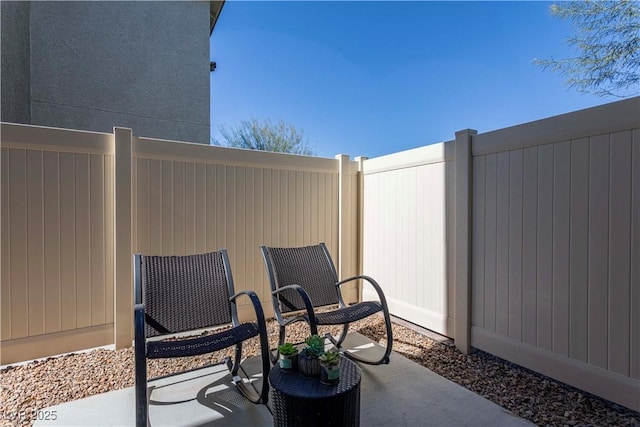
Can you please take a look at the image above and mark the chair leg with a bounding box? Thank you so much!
[229,347,264,404]
[134,306,148,426]
[271,325,286,365]
[258,321,271,404]
[230,323,271,404]
[325,323,349,350]
[381,306,394,364]
[135,366,148,427]
[336,323,349,347]
[340,310,394,365]
[308,316,319,336]
[231,342,242,376]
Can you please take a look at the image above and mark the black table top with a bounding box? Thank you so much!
[269,356,362,399]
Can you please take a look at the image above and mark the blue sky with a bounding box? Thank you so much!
[209,1,616,159]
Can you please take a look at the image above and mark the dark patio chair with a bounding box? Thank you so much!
[134,250,270,427]
[260,242,393,365]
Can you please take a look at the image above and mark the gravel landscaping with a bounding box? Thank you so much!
[1,316,639,427]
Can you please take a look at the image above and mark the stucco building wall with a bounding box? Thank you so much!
[1,1,210,144]
[1,1,32,124]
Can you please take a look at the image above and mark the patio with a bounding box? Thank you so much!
[29,332,532,427]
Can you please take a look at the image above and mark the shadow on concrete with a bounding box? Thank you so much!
[35,333,533,426]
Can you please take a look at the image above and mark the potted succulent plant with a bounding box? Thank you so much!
[277,342,299,372]
[319,350,341,385]
[298,334,324,377]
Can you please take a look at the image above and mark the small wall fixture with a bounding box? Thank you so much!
[210,61,217,72]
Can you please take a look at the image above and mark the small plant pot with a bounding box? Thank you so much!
[320,360,341,385]
[298,355,321,377]
[278,353,298,372]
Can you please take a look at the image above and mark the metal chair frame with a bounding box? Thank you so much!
[134,250,270,427]
[260,243,393,366]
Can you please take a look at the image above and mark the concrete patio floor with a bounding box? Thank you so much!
[34,333,533,426]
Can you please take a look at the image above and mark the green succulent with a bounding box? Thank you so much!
[278,342,298,356]
[301,334,325,358]
[319,350,340,366]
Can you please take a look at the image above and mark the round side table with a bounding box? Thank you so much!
[268,356,362,427]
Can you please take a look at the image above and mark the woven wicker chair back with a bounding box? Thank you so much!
[141,251,232,337]
[267,245,339,313]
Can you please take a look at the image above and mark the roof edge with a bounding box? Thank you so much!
[210,1,225,35]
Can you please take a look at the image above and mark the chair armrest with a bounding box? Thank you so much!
[229,289,260,303]
[336,275,389,307]
[272,284,315,314]
[134,303,145,341]
[229,290,267,337]
[229,290,271,393]
[229,290,266,323]
[272,284,318,334]
[134,303,147,362]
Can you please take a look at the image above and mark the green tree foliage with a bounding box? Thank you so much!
[213,118,315,155]
[535,0,640,97]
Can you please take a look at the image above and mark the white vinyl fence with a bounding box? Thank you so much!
[362,143,456,337]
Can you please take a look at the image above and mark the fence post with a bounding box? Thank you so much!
[454,129,476,354]
[335,154,355,301]
[114,127,133,349]
[355,156,368,302]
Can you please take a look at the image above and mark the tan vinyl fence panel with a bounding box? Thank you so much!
[1,124,358,364]
[470,97,640,411]
[132,136,350,319]
[362,143,456,337]
[1,124,114,363]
